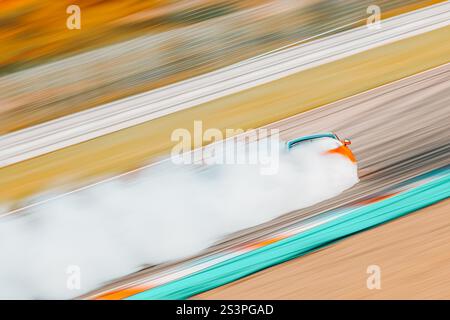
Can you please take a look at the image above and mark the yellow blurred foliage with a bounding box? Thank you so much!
[0,0,256,71]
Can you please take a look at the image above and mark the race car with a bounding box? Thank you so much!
[286,132,356,163]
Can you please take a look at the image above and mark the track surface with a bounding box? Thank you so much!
[85,63,450,298]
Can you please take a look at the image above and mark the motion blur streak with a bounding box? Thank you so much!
[1,2,449,167]
[198,199,450,300]
[129,172,450,300]
[85,63,450,298]
[0,0,448,301]
[0,141,357,299]
[0,0,440,133]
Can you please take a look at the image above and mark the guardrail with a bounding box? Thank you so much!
[126,169,450,299]
[1,2,449,168]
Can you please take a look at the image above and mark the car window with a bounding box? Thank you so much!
[290,137,341,149]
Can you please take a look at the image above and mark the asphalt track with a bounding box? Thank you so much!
[84,62,450,298]
[1,2,449,167]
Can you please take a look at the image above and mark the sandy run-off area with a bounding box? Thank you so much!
[197,199,450,299]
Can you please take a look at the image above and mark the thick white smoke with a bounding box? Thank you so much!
[0,138,358,299]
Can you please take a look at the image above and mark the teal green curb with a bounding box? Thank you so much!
[128,173,450,300]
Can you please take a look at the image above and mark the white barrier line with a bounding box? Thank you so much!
[1,3,449,167]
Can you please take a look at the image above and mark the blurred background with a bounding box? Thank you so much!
[0,0,449,300]
[0,0,441,133]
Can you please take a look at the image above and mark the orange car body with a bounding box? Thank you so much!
[286,132,356,163]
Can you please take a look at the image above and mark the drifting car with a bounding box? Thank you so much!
[286,132,356,163]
